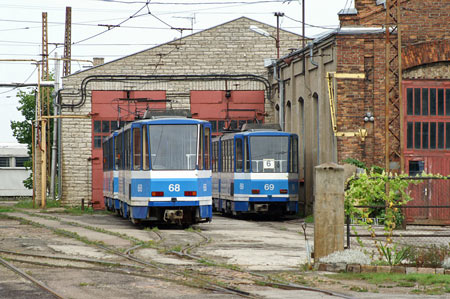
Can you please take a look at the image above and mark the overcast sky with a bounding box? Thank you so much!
[0,0,353,143]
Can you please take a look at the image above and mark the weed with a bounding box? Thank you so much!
[15,199,61,209]
[409,244,450,268]
[170,245,182,252]
[184,227,201,233]
[397,281,415,287]
[0,207,15,213]
[350,286,368,292]
[304,215,314,223]
[327,272,450,294]
[378,243,411,266]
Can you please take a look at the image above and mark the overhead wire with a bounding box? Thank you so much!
[283,15,339,30]
[0,65,38,95]
[73,1,153,45]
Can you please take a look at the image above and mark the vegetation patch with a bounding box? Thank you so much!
[326,272,450,295]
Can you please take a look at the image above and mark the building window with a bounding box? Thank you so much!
[409,160,424,176]
[15,157,29,167]
[405,86,450,151]
[0,157,10,167]
[93,120,119,148]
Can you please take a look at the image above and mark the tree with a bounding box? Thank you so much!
[10,87,54,189]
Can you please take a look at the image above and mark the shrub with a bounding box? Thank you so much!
[410,245,450,268]
[443,257,450,269]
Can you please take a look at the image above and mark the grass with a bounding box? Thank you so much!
[327,272,450,295]
[14,199,61,209]
[304,215,314,223]
[184,227,201,233]
[11,199,104,215]
[0,207,15,213]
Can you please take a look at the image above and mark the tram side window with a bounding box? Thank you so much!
[124,130,131,170]
[133,128,141,170]
[198,125,204,170]
[290,136,298,173]
[103,141,108,171]
[109,138,114,170]
[221,142,225,172]
[244,137,250,172]
[211,142,215,171]
[223,140,227,172]
[229,139,234,172]
[204,126,211,170]
[143,125,149,170]
[235,138,243,172]
[226,140,231,172]
[228,140,232,172]
[115,133,122,170]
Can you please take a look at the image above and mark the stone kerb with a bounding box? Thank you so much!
[317,263,450,275]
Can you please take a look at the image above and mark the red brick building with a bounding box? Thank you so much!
[271,0,450,221]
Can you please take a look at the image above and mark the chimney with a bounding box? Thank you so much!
[93,57,104,66]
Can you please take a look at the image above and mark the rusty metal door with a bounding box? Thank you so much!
[91,91,166,209]
[403,81,450,224]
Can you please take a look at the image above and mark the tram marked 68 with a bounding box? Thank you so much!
[103,117,213,225]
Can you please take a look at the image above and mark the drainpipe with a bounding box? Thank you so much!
[309,42,319,67]
[49,54,60,200]
[273,64,284,130]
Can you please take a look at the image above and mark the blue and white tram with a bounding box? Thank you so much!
[212,126,299,216]
[103,131,119,211]
[103,117,213,225]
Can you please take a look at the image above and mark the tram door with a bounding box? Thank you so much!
[91,91,166,209]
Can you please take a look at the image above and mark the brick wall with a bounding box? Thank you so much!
[58,17,301,206]
[336,0,450,169]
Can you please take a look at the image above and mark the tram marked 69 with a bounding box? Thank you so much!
[212,124,299,216]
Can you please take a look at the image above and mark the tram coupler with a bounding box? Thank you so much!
[254,204,269,212]
[164,209,184,223]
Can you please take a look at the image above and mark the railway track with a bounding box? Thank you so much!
[2,210,354,298]
[0,255,65,299]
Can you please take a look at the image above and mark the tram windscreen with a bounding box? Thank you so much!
[149,124,197,170]
[250,136,289,173]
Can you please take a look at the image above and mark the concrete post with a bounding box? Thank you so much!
[314,162,345,260]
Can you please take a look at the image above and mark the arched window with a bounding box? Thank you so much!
[286,100,292,132]
[313,93,320,164]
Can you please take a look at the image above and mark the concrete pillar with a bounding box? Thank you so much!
[314,162,345,260]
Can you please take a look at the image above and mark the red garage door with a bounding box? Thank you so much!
[91,90,166,209]
[190,90,265,135]
[403,81,450,224]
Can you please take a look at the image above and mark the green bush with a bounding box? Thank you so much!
[409,245,450,268]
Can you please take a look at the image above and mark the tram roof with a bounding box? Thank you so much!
[215,130,297,141]
[130,117,210,126]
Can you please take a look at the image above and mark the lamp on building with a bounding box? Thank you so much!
[364,112,375,122]
[250,23,280,59]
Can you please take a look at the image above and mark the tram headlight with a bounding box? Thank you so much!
[151,191,164,197]
[251,189,260,194]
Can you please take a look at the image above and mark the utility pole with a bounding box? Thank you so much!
[63,6,72,76]
[274,12,284,59]
[39,12,49,208]
[302,0,305,73]
[384,0,403,174]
